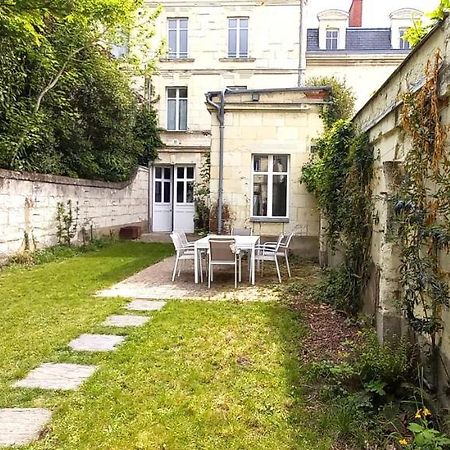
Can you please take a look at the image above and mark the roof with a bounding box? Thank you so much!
[307,28,410,53]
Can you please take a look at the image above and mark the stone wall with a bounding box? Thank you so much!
[353,20,450,405]
[0,167,149,259]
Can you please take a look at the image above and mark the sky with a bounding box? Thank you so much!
[305,0,439,27]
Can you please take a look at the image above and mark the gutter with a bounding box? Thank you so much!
[205,89,226,234]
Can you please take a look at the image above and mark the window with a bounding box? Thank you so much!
[228,17,248,58]
[168,18,188,58]
[399,28,410,50]
[325,28,339,50]
[252,154,288,218]
[176,166,194,203]
[154,167,171,204]
[167,87,188,131]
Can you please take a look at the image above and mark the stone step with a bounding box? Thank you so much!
[0,408,52,446]
[126,300,166,312]
[14,363,97,391]
[69,334,125,352]
[102,315,150,328]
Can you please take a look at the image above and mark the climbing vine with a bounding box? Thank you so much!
[193,153,211,232]
[301,120,373,313]
[394,52,450,341]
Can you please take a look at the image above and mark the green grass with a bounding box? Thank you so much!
[0,241,173,406]
[0,242,333,449]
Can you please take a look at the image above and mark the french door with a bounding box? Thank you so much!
[152,165,195,233]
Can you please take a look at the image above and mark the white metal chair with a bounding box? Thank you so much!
[207,237,240,288]
[263,233,295,277]
[179,231,194,248]
[170,232,203,282]
[254,235,284,283]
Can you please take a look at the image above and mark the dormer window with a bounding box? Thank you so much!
[398,27,410,50]
[389,8,423,50]
[326,29,339,50]
[317,10,348,50]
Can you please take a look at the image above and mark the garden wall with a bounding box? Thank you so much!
[353,19,450,405]
[0,166,149,260]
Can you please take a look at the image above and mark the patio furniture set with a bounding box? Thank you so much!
[170,229,294,288]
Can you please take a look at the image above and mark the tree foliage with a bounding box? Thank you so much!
[306,76,355,130]
[404,0,450,47]
[0,0,162,181]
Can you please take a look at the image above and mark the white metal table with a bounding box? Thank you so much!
[194,235,260,285]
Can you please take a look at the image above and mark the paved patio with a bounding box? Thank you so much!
[97,255,284,301]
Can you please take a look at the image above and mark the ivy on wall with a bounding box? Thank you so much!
[394,52,450,343]
[301,120,373,313]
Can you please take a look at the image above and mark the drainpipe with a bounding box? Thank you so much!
[297,0,307,86]
[205,90,225,234]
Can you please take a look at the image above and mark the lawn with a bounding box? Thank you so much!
[0,242,332,449]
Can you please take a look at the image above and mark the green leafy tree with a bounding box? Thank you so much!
[0,0,162,181]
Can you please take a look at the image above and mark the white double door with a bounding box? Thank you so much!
[153,165,195,233]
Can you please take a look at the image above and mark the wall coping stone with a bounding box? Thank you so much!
[0,166,148,190]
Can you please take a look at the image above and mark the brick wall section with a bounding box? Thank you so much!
[0,167,149,259]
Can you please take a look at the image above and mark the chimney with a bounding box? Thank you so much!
[349,0,362,27]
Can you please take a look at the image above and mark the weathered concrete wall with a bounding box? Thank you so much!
[354,20,450,403]
[0,167,149,259]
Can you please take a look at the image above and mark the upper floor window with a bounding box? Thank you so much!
[399,28,410,50]
[252,154,289,218]
[167,87,187,131]
[325,28,339,50]
[228,17,248,58]
[168,18,188,58]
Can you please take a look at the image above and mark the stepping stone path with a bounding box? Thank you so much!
[102,314,150,327]
[126,299,166,312]
[0,408,52,446]
[8,299,167,446]
[69,334,125,352]
[14,363,97,391]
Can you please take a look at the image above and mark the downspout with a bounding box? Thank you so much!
[297,0,306,86]
[205,90,225,234]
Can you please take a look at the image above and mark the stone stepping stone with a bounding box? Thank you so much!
[14,363,97,391]
[102,314,150,328]
[0,408,52,446]
[69,334,125,352]
[126,300,166,312]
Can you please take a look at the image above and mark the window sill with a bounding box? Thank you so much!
[219,57,256,62]
[159,57,195,63]
[250,217,289,223]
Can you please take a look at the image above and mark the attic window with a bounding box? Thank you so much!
[399,28,410,50]
[326,28,339,50]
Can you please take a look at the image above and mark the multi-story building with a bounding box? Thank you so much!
[145,0,427,234]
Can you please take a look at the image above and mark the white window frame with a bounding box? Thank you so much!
[166,87,188,131]
[228,17,249,58]
[251,154,289,219]
[175,166,195,204]
[168,18,188,59]
[399,28,410,50]
[325,28,339,50]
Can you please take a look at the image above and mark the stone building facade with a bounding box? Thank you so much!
[144,0,424,235]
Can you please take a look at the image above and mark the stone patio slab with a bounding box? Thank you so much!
[69,334,125,352]
[14,363,97,390]
[0,408,52,446]
[102,314,150,327]
[126,300,166,311]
